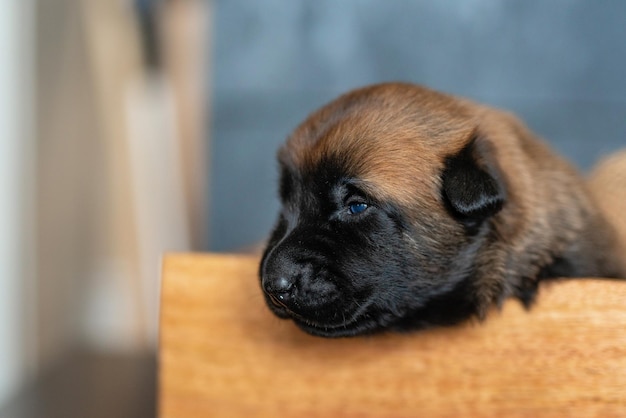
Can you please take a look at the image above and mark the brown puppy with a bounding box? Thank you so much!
[259,82,626,337]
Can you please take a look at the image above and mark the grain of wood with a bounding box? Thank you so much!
[158,253,626,418]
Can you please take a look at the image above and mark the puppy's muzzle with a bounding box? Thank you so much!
[261,251,341,320]
[261,251,301,313]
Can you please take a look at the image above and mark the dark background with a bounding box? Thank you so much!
[209,0,626,251]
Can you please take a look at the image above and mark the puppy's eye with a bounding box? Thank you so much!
[348,202,368,215]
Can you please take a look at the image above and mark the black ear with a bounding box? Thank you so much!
[442,134,505,230]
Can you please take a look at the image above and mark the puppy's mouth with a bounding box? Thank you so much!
[292,315,377,338]
[265,295,379,338]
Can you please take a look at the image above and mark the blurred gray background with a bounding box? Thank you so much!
[209,0,626,251]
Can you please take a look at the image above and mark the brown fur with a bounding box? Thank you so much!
[589,150,626,256]
[279,82,626,314]
[281,84,471,209]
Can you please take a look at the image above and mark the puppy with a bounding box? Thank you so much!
[259,82,626,338]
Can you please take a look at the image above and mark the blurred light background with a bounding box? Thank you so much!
[0,0,625,416]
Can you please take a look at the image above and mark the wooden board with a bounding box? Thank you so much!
[158,253,626,418]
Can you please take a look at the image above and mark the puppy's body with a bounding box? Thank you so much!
[260,83,626,337]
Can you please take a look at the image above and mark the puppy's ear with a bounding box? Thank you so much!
[442,133,505,230]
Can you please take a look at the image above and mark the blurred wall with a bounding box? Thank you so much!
[34,0,210,357]
[209,0,626,251]
[36,0,107,368]
[0,0,209,410]
[0,0,36,406]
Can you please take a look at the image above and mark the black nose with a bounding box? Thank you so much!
[262,275,297,307]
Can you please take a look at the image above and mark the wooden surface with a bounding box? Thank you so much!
[159,253,626,418]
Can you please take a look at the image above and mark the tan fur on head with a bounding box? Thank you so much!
[280,84,475,209]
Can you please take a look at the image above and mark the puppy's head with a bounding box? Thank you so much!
[260,83,506,337]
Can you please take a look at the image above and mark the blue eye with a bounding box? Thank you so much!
[348,202,368,215]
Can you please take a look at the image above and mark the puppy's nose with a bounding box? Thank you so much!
[263,276,297,306]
